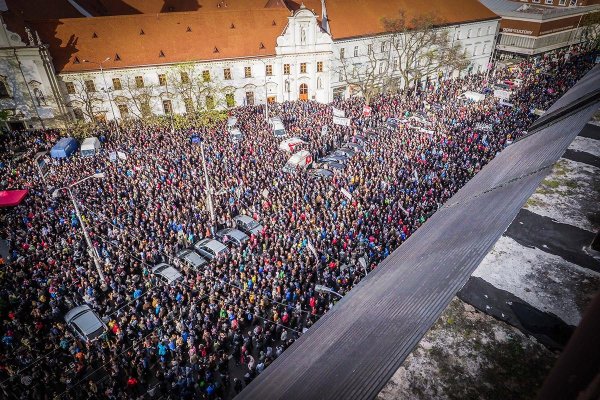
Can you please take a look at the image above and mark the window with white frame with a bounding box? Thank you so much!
[245,91,254,105]
[65,81,75,94]
[85,80,96,92]
[558,0,566,4]
[545,0,553,4]
[354,46,359,57]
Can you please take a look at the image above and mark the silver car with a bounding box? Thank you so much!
[229,127,243,143]
[176,249,208,271]
[151,263,183,285]
[194,238,230,260]
[64,304,107,342]
[233,214,263,235]
[215,228,249,247]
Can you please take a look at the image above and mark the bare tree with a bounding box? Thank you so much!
[581,11,600,51]
[65,75,105,121]
[336,38,394,103]
[167,63,226,115]
[122,76,154,119]
[382,11,469,91]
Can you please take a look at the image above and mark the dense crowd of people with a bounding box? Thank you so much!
[0,48,595,399]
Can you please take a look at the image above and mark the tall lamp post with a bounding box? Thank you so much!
[53,173,106,284]
[83,58,120,135]
[257,59,271,120]
[161,81,175,133]
[198,139,215,233]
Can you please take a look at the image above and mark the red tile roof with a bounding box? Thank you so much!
[30,8,290,73]
[9,0,497,75]
[1,0,84,41]
[75,0,286,15]
[302,0,498,39]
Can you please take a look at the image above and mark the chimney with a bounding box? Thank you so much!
[321,0,330,34]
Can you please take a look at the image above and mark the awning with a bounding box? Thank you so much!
[0,190,28,208]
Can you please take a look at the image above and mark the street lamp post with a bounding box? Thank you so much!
[199,139,215,232]
[163,79,175,133]
[53,173,106,285]
[83,58,120,135]
[257,59,270,120]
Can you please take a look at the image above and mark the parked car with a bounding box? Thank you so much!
[233,214,263,235]
[322,161,345,171]
[319,154,347,163]
[227,116,238,128]
[215,228,249,247]
[64,304,107,342]
[194,238,230,260]
[80,137,101,157]
[151,263,183,285]
[350,134,367,144]
[270,116,287,138]
[334,148,356,158]
[343,142,364,152]
[229,127,244,143]
[310,168,334,179]
[176,249,208,271]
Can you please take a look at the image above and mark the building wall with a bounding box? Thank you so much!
[496,11,596,55]
[509,0,600,6]
[0,18,66,129]
[330,19,498,98]
[56,10,499,122]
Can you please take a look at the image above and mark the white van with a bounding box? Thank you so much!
[227,116,238,128]
[283,150,312,173]
[81,137,101,157]
[270,117,287,138]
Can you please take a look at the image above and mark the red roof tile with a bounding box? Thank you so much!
[302,0,498,39]
[30,8,290,73]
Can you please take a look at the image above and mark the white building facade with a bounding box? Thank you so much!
[1,5,500,126]
[0,18,68,130]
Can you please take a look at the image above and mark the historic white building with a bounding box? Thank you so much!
[0,0,501,126]
[0,14,68,129]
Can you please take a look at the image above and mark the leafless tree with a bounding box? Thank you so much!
[65,75,105,121]
[581,11,600,51]
[167,63,226,114]
[336,38,395,103]
[382,11,469,91]
[122,76,154,119]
